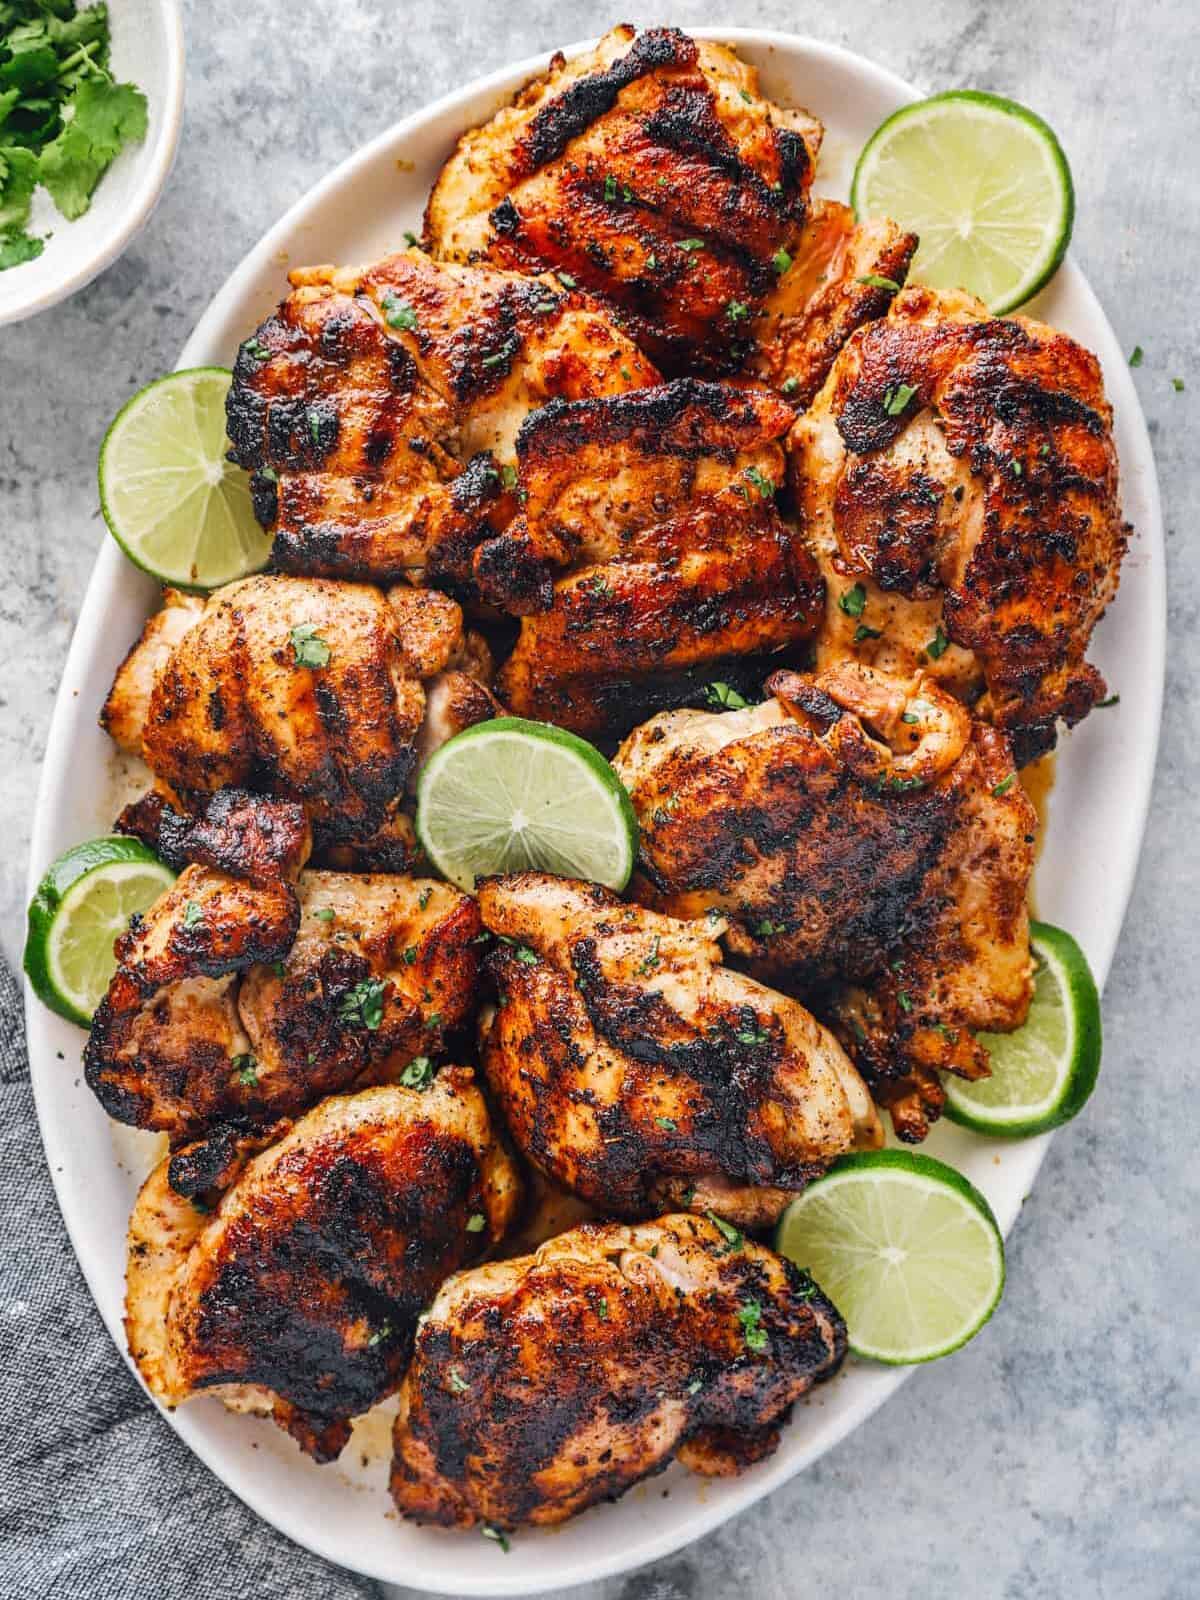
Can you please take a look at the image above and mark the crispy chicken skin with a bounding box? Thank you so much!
[792,284,1128,763]
[495,380,824,738]
[390,1213,844,1529]
[126,1074,521,1462]
[426,26,822,376]
[615,662,1036,1142]
[86,866,482,1143]
[476,873,879,1224]
[746,199,918,408]
[103,574,491,858]
[224,249,656,594]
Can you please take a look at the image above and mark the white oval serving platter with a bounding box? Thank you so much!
[25,28,1164,1597]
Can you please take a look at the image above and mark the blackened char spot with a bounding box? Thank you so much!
[520,29,694,172]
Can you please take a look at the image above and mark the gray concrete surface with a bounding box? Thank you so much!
[2,2,1196,1596]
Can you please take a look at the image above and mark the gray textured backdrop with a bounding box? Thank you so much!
[3,2,1197,1597]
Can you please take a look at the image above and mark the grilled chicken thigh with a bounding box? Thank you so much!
[224,249,655,594]
[426,26,822,376]
[390,1213,844,1529]
[792,284,1128,763]
[745,198,918,407]
[476,873,879,1224]
[103,575,493,859]
[86,865,481,1143]
[127,1073,520,1461]
[495,380,824,738]
[615,661,1036,1140]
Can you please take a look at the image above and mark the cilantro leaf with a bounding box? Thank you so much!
[39,77,147,221]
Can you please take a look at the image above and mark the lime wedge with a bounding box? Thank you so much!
[774,1149,1004,1364]
[851,90,1075,314]
[415,717,638,892]
[943,921,1101,1137]
[24,837,176,1026]
[99,367,271,590]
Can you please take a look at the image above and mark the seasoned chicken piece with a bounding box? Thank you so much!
[476,873,879,1225]
[615,662,1036,1142]
[224,249,656,594]
[791,284,1128,763]
[102,575,493,859]
[101,589,205,752]
[86,865,482,1143]
[114,788,313,886]
[745,198,917,408]
[390,1213,844,1529]
[127,1073,520,1462]
[495,381,824,739]
[427,26,822,375]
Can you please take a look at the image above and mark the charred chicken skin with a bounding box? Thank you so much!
[102,575,493,861]
[792,284,1128,763]
[85,864,481,1144]
[745,198,918,408]
[476,873,879,1225]
[127,1073,521,1462]
[390,1213,844,1529]
[615,661,1036,1142]
[426,26,822,376]
[495,379,824,740]
[224,249,656,595]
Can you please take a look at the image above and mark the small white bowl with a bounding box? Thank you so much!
[0,0,184,327]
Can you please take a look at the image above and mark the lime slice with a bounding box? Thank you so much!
[99,367,271,590]
[943,921,1101,1137]
[851,90,1075,314]
[415,717,638,893]
[774,1149,1004,1364]
[24,837,176,1026]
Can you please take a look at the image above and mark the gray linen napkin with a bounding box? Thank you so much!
[0,960,383,1600]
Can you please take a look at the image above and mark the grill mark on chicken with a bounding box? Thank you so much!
[126,1075,521,1462]
[115,788,312,886]
[426,27,821,375]
[226,251,655,593]
[476,873,878,1221]
[389,1214,843,1528]
[86,867,482,1143]
[794,285,1128,762]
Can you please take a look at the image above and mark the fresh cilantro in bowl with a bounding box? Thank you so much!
[0,1,148,270]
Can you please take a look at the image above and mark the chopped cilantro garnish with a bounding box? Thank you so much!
[1128,345,1144,367]
[854,622,883,643]
[772,246,792,274]
[926,625,950,661]
[482,1525,511,1553]
[231,1053,258,1087]
[381,293,418,331]
[290,621,331,669]
[705,681,749,710]
[400,1055,435,1089]
[181,900,204,931]
[857,273,901,292]
[654,1115,677,1132]
[839,583,867,618]
[706,1211,744,1252]
[882,382,918,417]
[448,1367,470,1393]
[737,1298,768,1353]
[677,238,705,252]
[742,464,775,498]
[726,299,751,323]
[338,977,386,1031]
[637,936,662,977]
[781,376,800,396]
[466,1212,486,1233]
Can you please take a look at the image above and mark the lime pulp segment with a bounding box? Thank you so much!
[852,91,1074,314]
[775,1150,1004,1365]
[99,367,271,590]
[416,718,638,892]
